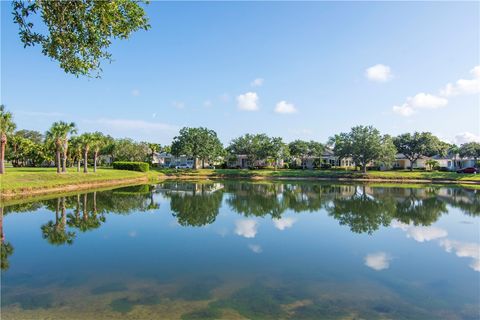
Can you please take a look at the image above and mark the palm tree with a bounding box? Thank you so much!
[80,133,94,173]
[46,121,77,173]
[91,132,106,173]
[70,136,83,172]
[0,105,16,174]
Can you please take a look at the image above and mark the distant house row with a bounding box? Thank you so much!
[151,149,476,171]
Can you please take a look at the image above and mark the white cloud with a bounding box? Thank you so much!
[273,217,297,230]
[128,231,137,238]
[392,93,447,117]
[406,226,448,243]
[454,132,480,145]
[248,244,263,253]
[392,65,479,117]
[235,219,258,238]
[365,64,393,82]
[409,93,448,109]
[364,252,392,271]
[237,92,259,111]
[172,101,185,109]
[274,101,297,114]
[440,65,480,97]
[203,100,213,107]
[392,104,415,117]
[131,89,140,96]
[250,78,264,87]
[91,118,178,132]
[440,239,480,272]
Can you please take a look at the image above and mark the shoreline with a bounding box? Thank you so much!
[2,171,479,205]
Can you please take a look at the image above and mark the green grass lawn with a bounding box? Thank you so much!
[0,167,163,194]
[154,168,480,182]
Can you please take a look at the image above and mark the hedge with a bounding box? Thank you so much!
[112,161,149,172]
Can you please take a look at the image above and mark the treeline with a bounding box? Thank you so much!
[1,105,480,174]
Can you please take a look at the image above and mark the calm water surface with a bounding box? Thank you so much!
[1,181,479,319]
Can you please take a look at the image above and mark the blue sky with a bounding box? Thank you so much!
[1,1,479,145]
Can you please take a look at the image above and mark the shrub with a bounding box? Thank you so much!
[320,163,332,170]
[113,161,149,172]
[283,163,289,169]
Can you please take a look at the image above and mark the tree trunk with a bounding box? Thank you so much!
[0,133,6,174]
[56,149,61,173]
[202,159,205,169]
[77,156,81,172]
[62,150,67,173]
[0,206,4,242]
[193,157,198,169]
[362,163,367,174]
[93,151,98,173]
[83,148,89,173]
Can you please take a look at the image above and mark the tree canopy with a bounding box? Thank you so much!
[12,0,150,77]
[171,127,224,168]
[393,132,441,171]
[329,125,396,173]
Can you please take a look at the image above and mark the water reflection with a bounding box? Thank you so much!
[2,181,479,271]
[1,181,479,319]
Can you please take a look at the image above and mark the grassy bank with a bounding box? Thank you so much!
[1,167,479,199]
[156,168,480,182]
[0,167,164,197]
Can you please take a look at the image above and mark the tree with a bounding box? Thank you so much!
[288,140,324,169]
[46,121,77,173]
[330,126,396,173]
[268,137,289,169]
[111,138,149,162]
[425,159,439,171]
[12,0,150,77]
[393,132,441,171]
[227,134,272,168]
[171,127,224,169]
[80,133,94,173]
[70,136,84,172]
[90,132,106,172]
[459,142,480,164]
[0,105,16,174]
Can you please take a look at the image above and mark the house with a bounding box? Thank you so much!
[392,154,430,170]
[153,152,198,168]
[295,148,355,169]
[392,153,476,171]
[227,155,284,169]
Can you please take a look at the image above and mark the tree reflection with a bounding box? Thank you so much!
[326,185,395,234]
[1,206,14,271]
[41,197,76,245]
[160,182,224,227]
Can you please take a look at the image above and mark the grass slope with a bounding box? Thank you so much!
[0,167,163,194]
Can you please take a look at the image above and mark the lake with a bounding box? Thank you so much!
[1,181,479,319]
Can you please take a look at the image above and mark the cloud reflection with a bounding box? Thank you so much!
[248,244,263,253]
[235,219,258,238]
[439,239,480,272]
[273,217,297,231]
[364,252,392,271]
[392,221,448,242]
